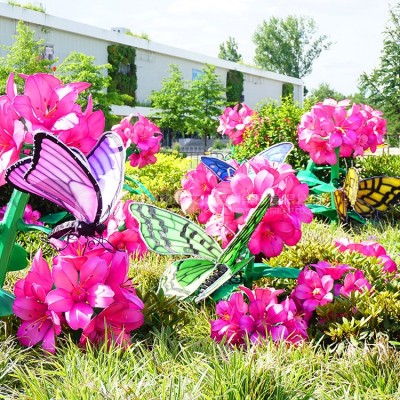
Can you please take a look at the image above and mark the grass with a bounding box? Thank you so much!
[2,217,400,398]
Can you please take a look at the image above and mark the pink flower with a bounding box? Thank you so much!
[312,260,354,280]
[112,113,162,168]
[46,256,115,330]
[11,73,90,132]
[13,250,62,353]
[217,103,254,145]
[106,200,148,257]
[210,292,249,345]
[340,270,372,297]
[293,268,334,312]
[56,95,105,154]
[335,238,397,274]
[298,99,386,164]
[79,300,144,348]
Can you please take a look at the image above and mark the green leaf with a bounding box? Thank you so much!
[8,243,28,272]
[0,288,15,317]
[252,264,300,280]
[40,211,70,224]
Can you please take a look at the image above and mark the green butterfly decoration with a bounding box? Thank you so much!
[129,193,271,302]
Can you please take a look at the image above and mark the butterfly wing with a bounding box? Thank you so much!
[333,189,347,223]
[159,259,217,299]
[193,193,272,301]
[218,192,271,266]
[87,132,125,222]
[6,132,101,223]
[129,202,222,260]
[343,168,359,207]
[200,156,236,181]
[256,142,294,164]
[355,176,400,215]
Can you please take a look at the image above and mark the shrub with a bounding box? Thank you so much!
[358,154,400,178]
[233,97,310,169]
[124,153,191,208]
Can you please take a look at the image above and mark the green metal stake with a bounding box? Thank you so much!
[329,147,341,212]
[0,189,29,287]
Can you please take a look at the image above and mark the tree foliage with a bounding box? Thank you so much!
[56,52,111,112]
[0,20,55,91]
[252,15,332,79]
[150,64,190,138]
[218,36,242,62]
[151,64,226,145]
[358,5,400,137]
[186,64,226,146]
[307,82,346,104]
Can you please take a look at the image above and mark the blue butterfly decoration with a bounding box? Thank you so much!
[5,131,126,241]
[201,142,294,181]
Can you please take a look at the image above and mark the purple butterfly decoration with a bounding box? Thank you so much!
[5,131,125,241]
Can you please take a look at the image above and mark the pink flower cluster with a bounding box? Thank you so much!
[211,260,372,346]
[335,238,397,274]
[0,73,105,185]
[297,99,386,165]
[13,248,144,353]
[292,261,371,316]
[217,103,254,145]
[211,286,307,346]
[180,157,313,258]
[0,203,43,226]
[111,113,162,168]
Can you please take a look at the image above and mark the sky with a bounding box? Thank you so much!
[7,0,398,95]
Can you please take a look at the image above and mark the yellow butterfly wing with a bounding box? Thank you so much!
[333,189,347,223]
[343,167,359,207]
[354,176,400,215]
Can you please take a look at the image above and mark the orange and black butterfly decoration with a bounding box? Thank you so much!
[333,167,400,223]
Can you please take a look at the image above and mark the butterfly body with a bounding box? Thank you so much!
[6,131,125,242]
[130,192,271,302]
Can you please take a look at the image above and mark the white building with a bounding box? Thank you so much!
[0,2,304,117]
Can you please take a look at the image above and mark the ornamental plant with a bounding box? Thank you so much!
[217,102,254,145]
[179,156,313,258]
[13,248,144,353]
[210,236,400,346]
[0,71,162,349]
[297,99,386,165]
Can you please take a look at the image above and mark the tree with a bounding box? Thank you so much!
[252,15,332,79]
[186,64,226,147]
[0,20,55,91]
[218,37,242,62]
[358,4,400,137]
[307,83,346,104]
[150,64,190,143]
[56,52,111,108]
[219,37,244,105]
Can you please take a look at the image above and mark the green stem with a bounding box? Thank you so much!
[0,190,29,287]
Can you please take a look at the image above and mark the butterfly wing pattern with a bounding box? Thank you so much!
[333,167,359,223]
[256,142,294,164]
[6,131,125,240]
[130,193,271,301]
[200,157,236,181]
[354,176,400,215]
[201,142,294,182]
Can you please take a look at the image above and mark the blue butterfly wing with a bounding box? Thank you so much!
[201,156,236,181]
[87,132,126,222]
[256,142,294,164]
[6,132,101,223]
